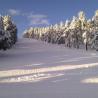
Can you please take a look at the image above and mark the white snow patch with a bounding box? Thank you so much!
[0,73,64,83]
[52,78,68,83]
[81,77,98,84]
[90,53,97,56]
[0,63,98,78]
[55,55,98,63]
[25,63,44,66]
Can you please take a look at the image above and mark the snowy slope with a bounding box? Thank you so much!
[0,38,98,98]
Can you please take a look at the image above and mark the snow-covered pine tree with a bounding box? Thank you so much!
[0,15,17,50]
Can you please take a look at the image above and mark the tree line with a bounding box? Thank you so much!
[23,10,98,51]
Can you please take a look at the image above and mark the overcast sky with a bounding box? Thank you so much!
[0,0,98,37]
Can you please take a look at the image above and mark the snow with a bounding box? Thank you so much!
[0,38,98,98]
[82,77,98,84]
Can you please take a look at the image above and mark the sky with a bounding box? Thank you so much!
[0,0,98,37]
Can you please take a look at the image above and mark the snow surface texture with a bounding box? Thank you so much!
[0,38,98,98]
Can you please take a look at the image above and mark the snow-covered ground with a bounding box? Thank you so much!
[0,38,98,98]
